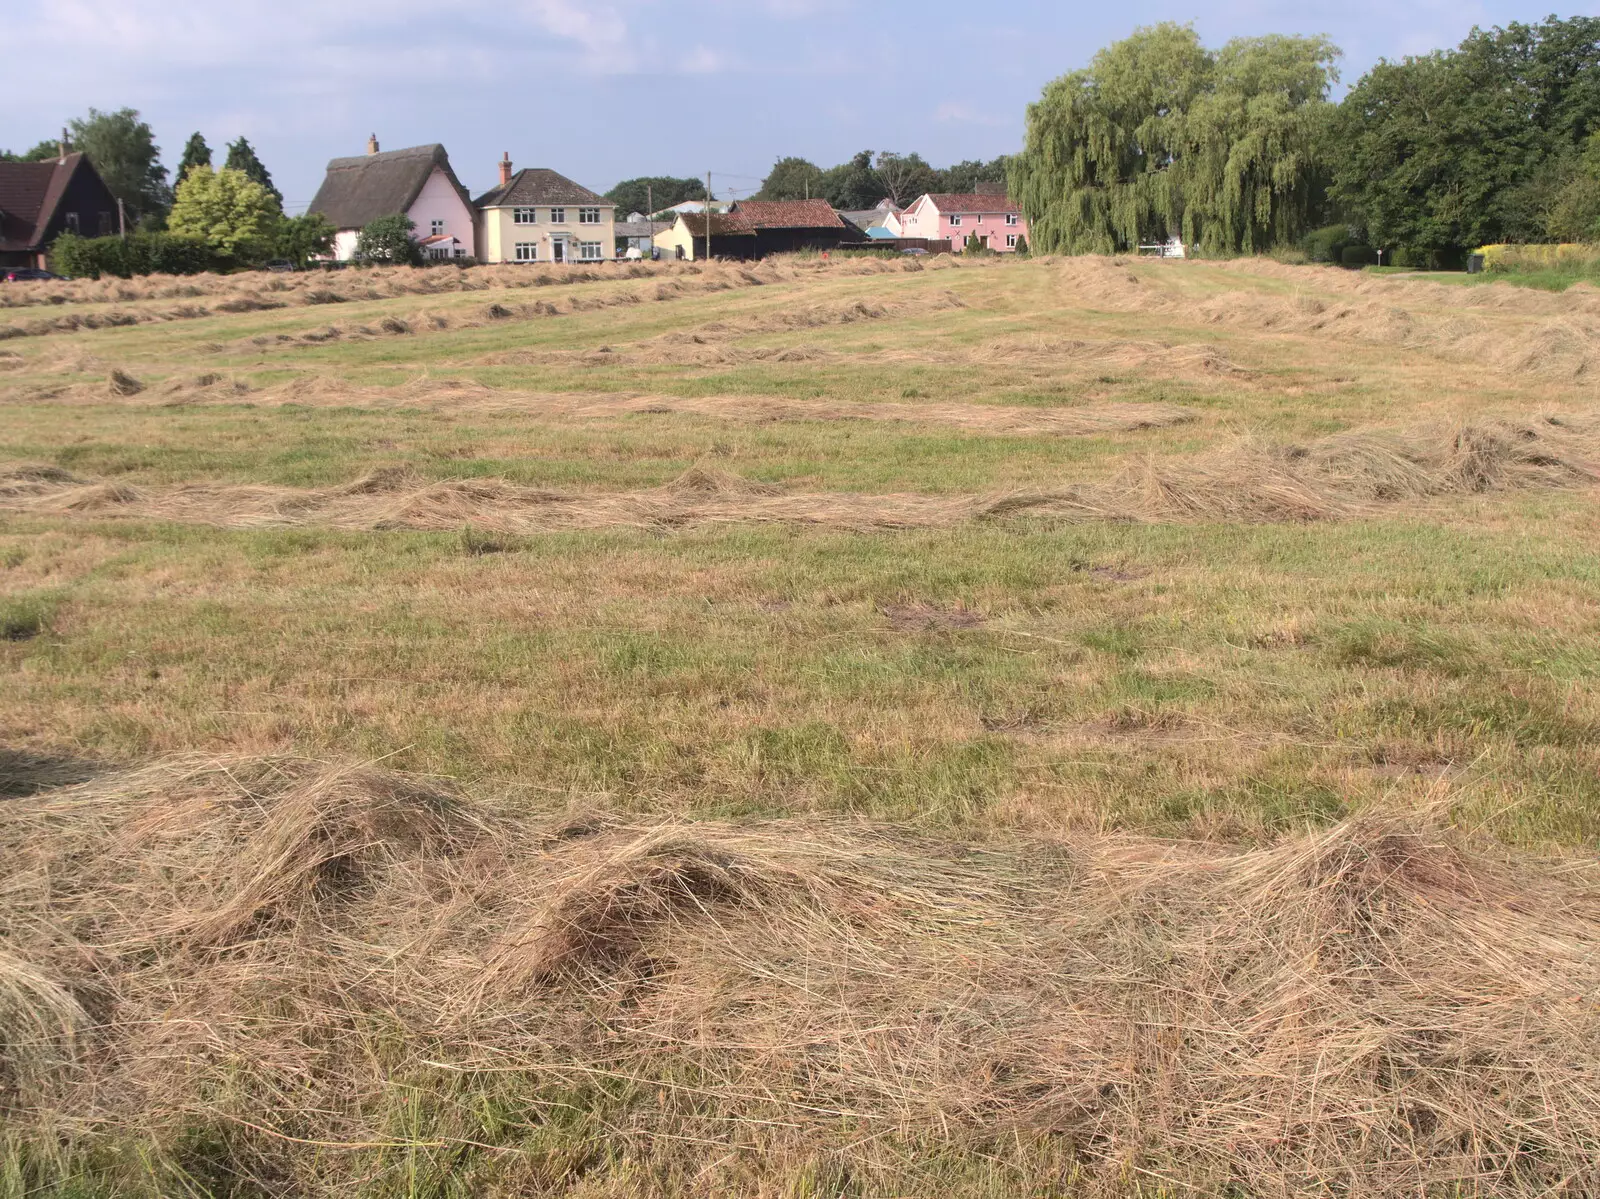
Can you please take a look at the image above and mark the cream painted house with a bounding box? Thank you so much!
[475,156,615,264]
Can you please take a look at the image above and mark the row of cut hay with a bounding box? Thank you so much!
[0,252,941,318]
[1050,256,1600,377]
[55,368,1199,434]
[2,755,1599,1194]
[1,415,1593,533]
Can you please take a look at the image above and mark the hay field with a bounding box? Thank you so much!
[3,254,1600,1197]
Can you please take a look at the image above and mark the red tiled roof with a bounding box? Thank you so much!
[677,212,756,237]
[726,199,845,230]
[923,192,1021,214]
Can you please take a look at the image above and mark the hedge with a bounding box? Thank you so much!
[52,232,223,279]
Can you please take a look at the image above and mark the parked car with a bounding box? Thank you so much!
[263,259,298,273]
[1,267,64,281]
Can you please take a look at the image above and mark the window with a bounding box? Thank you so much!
[428,246,450,260]
[431,219,445,236]
[1005,233,1017,248]
[514,208,536,224]
[454,247,466,259]
[549,207,566,223]
[948,214,961,226]
[98,211,114,236]
[578,241,603,261]
[514,242,537,262]
[64,212,79,233]
[1006,213,1018,226]
[578,207,601,224]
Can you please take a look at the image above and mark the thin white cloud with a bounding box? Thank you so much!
[679,44,733,74]
[935,102,1004,127]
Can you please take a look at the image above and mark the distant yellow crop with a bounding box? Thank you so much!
[1477,241,1600,270]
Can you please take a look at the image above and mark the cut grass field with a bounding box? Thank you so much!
[3,254,1600,1197]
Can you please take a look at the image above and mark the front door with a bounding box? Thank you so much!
[551,239,566,264]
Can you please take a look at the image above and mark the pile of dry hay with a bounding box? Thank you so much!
[2,755,1599,1195]
[0,415,1594,535]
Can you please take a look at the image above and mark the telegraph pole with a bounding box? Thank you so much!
[646,183,653,259]
[704,170,713,261]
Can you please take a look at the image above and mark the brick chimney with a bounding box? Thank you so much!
[499,152,512,187]
[367,133,379,155]
[58,127,69,162]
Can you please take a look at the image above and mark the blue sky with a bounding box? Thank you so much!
[4,0,1596,211]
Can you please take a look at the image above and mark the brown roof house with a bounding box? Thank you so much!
[308,138,477,261]
[0,151,121,268]
[653,198,867,261]
[474,156,616,264]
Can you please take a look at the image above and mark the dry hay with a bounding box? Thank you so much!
[2,755,1599,1194]
[575,394,1198,436]
[1,415,1593,535]
[74,370,1197,436]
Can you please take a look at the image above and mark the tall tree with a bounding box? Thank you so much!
[604,176,704,216]
[224,137,283,211]
[67,108,171,220]
[177,133,212,181]
[167,166,279,258]
[1333,17,1600,254]
[872,152,937,207]
[818,151,881,209]
[754,158,824,201]
[1010,24,1337,255]
[934,156,1011,195]
[1183,34,1340,253]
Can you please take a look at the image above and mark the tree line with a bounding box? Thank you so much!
[1010,17,1600,263]
[603,153,1010,220]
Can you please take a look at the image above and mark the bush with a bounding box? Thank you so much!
[354,215,421,266]
[1339,244,1378,268]
[1013,235,1030,257]
[51,231,219,279]
[1301,224,1352,264]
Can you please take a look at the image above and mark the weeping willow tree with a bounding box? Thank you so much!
[1011,25,1339,255]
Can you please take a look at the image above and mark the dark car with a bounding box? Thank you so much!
[263,259,298,273]
[1,267,64,282]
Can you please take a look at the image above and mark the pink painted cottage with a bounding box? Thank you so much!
[897,186,1027,252]
[308,138,478,262]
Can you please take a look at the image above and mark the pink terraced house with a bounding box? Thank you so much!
[898,185,1027,252]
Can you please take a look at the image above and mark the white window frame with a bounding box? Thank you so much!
[578,240,603,261]
[1005,233,1017,248]
[513,207,537,224]
[431,219,445,236]
[550,206,566,223]
[948,214,962,226]
[428,246,450,260]
[578,207,601,224]
[514,242,537,262]
[1005,213,1018,226]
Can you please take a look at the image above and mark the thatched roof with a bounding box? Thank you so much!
[308,145,472,231]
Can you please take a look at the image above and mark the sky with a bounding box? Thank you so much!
[4,0,1598,213]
